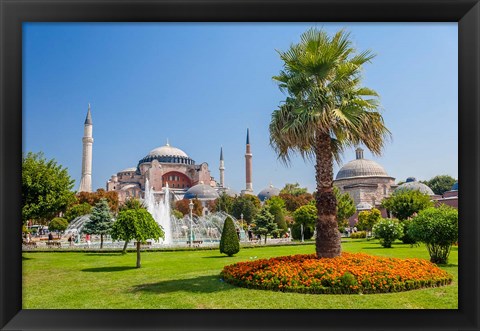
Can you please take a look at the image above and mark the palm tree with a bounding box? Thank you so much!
[270,28,390,258]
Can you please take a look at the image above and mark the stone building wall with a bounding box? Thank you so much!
[333,176,396,207]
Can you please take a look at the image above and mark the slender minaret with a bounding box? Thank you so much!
[79,104,93,192]
[219,146,225,188]
[242,128,253,194]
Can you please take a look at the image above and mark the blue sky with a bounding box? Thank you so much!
[23,23,458,193]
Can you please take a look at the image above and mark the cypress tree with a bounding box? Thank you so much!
[219,217,240,256]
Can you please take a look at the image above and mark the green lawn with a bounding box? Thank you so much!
[22,239,458,309]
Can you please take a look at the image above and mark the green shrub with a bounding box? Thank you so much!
[356,208,382,232]
[372,218,403,248]
[292,204,317,240]
[220,217,240,256]
[400,219,417,245]
[409,206,458,264]
[291,223,314,240]
[350,231,367,239]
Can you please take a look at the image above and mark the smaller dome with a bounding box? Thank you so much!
[451,182,458,191]
[184,184,219,200]
[395,179,435,196]
[356,202,373,211]
[257,185,280,202]
[336,148,388,180]
[219,187,238,197]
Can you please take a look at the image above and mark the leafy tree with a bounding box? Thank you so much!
[424,175,457,195]
[280,183,308,196]
[270,28,389,257]
[265,196,288,236]
[76,189,120,214]
[82,199,114,249]
[22,152,76,224]
[231,195,260,224]
[219,217,240,256]
[409,206,458,264]
[292,204,317,240]
[174,198,203,216]
[243,194,262,209]
[278,192,314,212]
[372,218,403,248]
[49,217,68,238]
[119,197,146,211]
[64,202,92,223]
[356,208,381,232]
[334,187,356,230]
[111,208,164,268]
[215,192,235,214]
[381,190,433,221]
[116,198,147,252]
[253,207,277,244]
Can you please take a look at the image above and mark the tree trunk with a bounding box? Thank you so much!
[122,240,129,254]
[136,241,141,268]
[100,234,103,249]
[314,131,341,258]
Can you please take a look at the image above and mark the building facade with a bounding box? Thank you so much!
[106,143,217,202]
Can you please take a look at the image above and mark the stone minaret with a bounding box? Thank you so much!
[219,146,225,188]
[242,128,253,194]
[79,104,93,192]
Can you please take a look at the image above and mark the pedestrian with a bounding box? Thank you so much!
[68,235,73,246]
[48,232,53,242]
[86,233,91,248]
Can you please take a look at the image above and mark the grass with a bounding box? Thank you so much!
[22,239,458,309]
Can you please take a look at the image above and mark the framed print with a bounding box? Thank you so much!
[1,0,479,330]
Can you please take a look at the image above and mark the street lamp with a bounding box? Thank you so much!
[240,213,244,242]
[189,199,194,248]
[301,224,304,243]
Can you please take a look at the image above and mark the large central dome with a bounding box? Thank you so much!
[335,148,389,180]
[138,142,194,166]
[148,143,189,158]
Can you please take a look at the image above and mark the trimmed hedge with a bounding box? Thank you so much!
[349,231,366,239]
[220,217,240,256]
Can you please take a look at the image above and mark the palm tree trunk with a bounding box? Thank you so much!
[314,131,341,258]
[136,242,141,268]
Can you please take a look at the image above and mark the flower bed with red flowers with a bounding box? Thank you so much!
[220,252,452,294]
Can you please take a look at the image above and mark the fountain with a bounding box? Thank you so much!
[144,179,173,244]
[143,179,246,246]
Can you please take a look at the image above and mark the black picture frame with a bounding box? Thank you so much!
[1,0,479,330]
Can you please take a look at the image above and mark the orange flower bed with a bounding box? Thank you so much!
[220,252,452,294]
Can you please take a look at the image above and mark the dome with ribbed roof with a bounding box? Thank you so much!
[336,148,389,180]
[394,178,435,196]
[148,143,188,158]
[138,142,194,166]
[184,183,219,200]
[257,185,280,202]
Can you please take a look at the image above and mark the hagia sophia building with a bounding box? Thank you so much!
[78,106,457,217]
